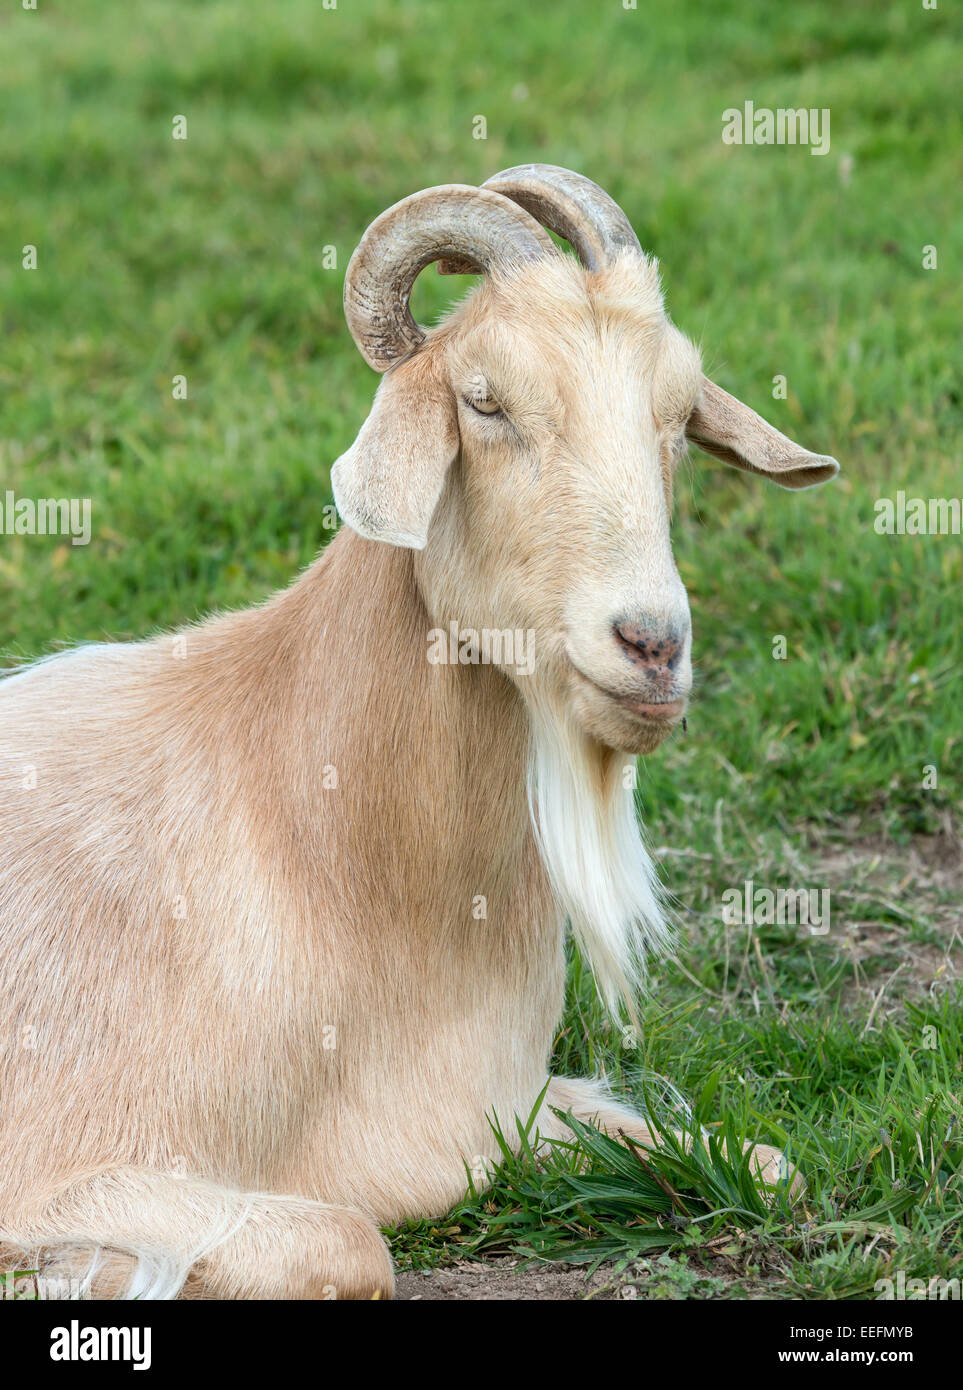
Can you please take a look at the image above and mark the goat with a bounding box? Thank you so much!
[0,166,838,1299]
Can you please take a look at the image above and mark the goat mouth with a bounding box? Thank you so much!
[616,694,686,721]
[568,662,688,724]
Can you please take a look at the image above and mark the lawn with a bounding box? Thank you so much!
[1,0,960,1299]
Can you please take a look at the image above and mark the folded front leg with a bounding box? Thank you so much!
[541,1075,801,1195]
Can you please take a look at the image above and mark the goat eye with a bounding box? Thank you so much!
[465,395,501,417]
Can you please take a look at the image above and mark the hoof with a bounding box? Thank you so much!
[745,1142,805,1201]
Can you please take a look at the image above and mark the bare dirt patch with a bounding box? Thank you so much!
[395,1253,766,1301]
[809,826,962,1015]
[396,1258,618,1301]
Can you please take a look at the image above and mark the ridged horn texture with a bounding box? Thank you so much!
[343,184,555,371]
[460,164,642,273]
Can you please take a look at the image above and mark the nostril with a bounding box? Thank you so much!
[614,621,685,671]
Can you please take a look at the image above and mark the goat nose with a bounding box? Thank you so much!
[614,620,687,672]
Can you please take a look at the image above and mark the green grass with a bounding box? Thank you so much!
[394,982,963,1298]
[2,0,960,1299]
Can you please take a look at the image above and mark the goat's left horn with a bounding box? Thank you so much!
[343,185,555,371]
[476,164,642,272]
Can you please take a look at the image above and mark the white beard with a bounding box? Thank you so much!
[527,706,673,1015]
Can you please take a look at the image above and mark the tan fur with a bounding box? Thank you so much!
[0,251,802,1300]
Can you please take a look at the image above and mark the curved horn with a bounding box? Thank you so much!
[343,185,555,372]
[481,164,642,271]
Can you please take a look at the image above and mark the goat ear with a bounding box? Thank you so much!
[686,376,839,490]
[331,355,459,549]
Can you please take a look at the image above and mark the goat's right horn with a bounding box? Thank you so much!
[343,185,554,372]
[479,164,643,272]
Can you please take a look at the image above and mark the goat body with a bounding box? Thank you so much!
[0,530,651,1297]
